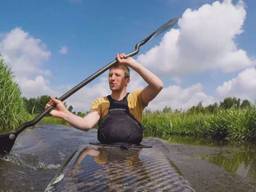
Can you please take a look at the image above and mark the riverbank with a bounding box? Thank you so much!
[142,108,256,143]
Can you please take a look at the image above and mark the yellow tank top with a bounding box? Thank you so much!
[90,89,146,122]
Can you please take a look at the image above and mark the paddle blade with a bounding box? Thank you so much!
[139,17,179,47]
[0,133,16,156]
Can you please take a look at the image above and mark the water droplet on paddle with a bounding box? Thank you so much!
[9,134,16,140]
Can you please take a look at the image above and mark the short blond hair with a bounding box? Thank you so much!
[110,63,130,78]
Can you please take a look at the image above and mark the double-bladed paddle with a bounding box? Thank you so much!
[0,17,178,156]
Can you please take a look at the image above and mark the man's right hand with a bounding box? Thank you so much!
[45,97,100,130]
[46,97,69,118]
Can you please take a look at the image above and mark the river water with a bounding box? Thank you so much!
[0,125,256,192]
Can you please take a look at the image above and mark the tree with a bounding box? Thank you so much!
[205,103,218,113]
[162,106,172,113]
[23,95,50,114]
[188,102,204,113]
[220,97,240,109]
[241,99,251,108]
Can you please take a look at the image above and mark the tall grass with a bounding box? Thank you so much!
[0,58,29,133]
[142,108,256,143]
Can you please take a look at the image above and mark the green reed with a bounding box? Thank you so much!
[142,108,256,142]
[0,58,29,133]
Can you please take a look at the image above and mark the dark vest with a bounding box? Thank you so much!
[97,94,143,144]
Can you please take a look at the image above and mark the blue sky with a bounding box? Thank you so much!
[0,0,255,111]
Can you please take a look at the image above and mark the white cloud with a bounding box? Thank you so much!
[148,83,215,111]
[138,0,252,77]
[0,28,51,79]
[59,46,68,55]
[216,67,256,100]
[19,76,58,97]
[0,27,55,98]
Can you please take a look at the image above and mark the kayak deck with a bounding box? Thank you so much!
[45,144,195,192]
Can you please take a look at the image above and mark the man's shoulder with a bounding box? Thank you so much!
[127,89,143,104]
[128,89,147,108]
[128,89,143,98]
[92,96,109,105]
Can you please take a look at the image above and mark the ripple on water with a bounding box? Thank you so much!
[1,153,61,170]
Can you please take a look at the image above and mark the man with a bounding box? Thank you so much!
[47,53,163,144]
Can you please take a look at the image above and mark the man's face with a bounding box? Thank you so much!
[108,67,129,91]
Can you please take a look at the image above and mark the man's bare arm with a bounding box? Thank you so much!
[130,62,163,106]
[47,97,100,130]
[116,53,163,105]
[63,110,100,130]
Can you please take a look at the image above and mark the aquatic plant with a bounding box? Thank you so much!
[142,107,256,143]
[0,58,29,133]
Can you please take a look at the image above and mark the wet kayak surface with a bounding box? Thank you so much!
[0,125,256,192]
[45,145,194,192]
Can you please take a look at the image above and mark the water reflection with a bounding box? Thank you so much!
[47,145,194,192]
[203,144,256,180]
[167,135,228,146]
[168,135,256,184]
[70,146,145,191]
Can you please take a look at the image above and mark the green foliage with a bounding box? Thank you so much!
[207,109,241,141]
[143,106,256,143]
[220,97,241,109]
[23,96,82,118]
[162,106,172,113]
[241,100,251,109]
[75,111,86,117]
[243,108,256,141]
[23,95,51,114]
[41,116,67,125]
[0,58,29,132]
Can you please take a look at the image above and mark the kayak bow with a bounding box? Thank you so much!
[45,144,195,192]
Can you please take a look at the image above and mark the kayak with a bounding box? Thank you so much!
[45,143,195,192]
